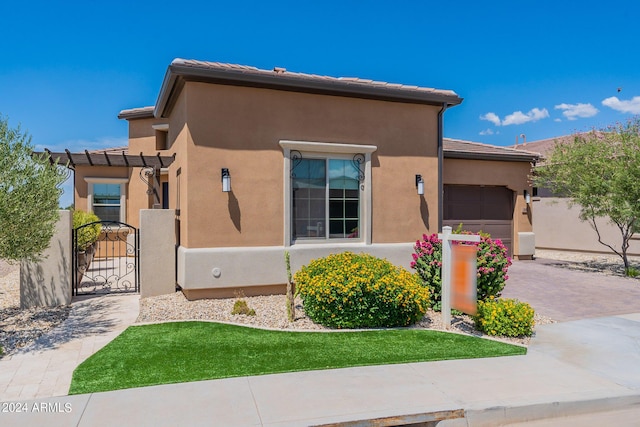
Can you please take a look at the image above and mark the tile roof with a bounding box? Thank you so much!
[153,58,463,118]
[87,146,130,155]
[512,134,578,157]
[443,138,540,162]
[172,58,459,97]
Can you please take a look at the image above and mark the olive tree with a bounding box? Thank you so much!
[0,115,67,262]
[534,117,640,275]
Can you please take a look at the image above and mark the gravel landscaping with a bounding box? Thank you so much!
[0,261,71,357]
[137,291,550,347]
[535,249,640,278]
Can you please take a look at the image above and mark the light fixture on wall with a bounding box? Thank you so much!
[221,168,231,192]
[415,174,424,195]
[524,189,531,204]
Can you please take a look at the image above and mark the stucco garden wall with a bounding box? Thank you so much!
[533,197,640,256]
[20,210,72,308]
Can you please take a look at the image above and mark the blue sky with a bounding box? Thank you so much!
[2,1,640,206]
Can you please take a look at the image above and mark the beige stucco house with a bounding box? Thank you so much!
[49,59,539,299]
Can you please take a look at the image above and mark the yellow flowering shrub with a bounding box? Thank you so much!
[294,252,429,328]
[473,298,535,337]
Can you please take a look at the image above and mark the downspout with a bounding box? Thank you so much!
[437,103,449,232]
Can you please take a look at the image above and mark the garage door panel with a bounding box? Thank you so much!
[443,185,514,257]
[448,186,482,203]
[445,203,482,220]
[443,220,512,255]
[483,202,512,221]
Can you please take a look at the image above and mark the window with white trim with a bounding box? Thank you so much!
[280,140,377,246]
[293,157,361,240]
[84,177,128,223]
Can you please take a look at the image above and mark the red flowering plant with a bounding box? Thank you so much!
[411,226,512,311]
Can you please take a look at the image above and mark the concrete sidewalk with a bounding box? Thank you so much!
[1,312,639,426]
[0,294,139,401]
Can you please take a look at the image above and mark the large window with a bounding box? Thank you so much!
[293,158,360,240]
[280,140,377,246]
[84,177,128,223]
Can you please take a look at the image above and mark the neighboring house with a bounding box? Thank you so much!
[47,59,538,299]
[515,136,640,256]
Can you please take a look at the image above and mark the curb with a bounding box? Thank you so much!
[446,394,640,426]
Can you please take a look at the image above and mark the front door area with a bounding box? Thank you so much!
[73,221,139,296]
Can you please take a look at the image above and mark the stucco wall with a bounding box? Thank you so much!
[176,82,440,249]
[20,210,72,308]
[443,158,534,256]
[533,197,640,255]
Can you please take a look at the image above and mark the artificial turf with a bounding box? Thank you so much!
[69,321,526,394]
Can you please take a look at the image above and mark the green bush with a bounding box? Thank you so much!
[473,298,535,337]
[412,227,512,311]
[73,210,101,251]
[294,252,429,328]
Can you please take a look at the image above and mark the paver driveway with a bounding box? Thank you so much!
[503,258,640,322]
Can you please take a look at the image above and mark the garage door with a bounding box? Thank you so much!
[443,185,513,256]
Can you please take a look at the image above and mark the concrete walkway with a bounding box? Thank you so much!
[1,259,640,426]
[0,294,139,400]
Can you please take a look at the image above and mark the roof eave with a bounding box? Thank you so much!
[117,107,155,120]
[444,151,539,162]
[155,62,463,118]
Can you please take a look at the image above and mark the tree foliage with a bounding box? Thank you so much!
[0,115,67,262]
[533,117,640,274]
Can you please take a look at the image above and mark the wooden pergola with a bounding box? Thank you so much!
[38,149,175,169]
[37,149,176,207]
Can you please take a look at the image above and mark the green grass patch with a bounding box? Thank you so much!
[69,321,526,394]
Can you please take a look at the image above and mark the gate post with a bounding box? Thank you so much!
[20,210,73,308]
[140,209,176,298]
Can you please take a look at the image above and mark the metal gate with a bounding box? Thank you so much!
[73,221,139,296]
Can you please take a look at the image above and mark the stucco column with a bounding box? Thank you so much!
[140,209,176,297]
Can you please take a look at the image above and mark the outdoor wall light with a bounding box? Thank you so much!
[415,174,424,195]
[524,189,531,204]
[221,168,231,192]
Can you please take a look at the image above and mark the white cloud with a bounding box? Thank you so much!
[602,96,640,114]
[479,128,494,136]
[554,103,598,120]
[502,108,549,126]
[554,118,562,122]
[480,108,549,127]
[479,112,501,126]
[34,136,129,153]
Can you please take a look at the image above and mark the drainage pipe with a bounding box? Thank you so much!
[437,103,449,232]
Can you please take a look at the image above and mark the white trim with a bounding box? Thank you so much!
[84,177,129,222]
[279,140,377,154]
[83,177,129,184]
[280,140,377,247]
